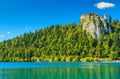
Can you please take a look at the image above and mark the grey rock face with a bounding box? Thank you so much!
[80,13,112,39]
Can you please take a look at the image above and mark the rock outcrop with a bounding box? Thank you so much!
[80,13,112,39]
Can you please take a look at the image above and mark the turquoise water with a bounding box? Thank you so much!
[0,62,120,79]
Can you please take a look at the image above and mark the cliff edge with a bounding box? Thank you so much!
[80,13,112,39]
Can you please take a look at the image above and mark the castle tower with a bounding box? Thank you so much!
[103,14,108,32]
[104,14,107,20]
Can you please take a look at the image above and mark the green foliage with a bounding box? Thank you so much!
[94,58,100,62]
[72,56,80,62]
[0,20,120,62]
[110,51,118,60]
[66,56,72,62]
[84,57,94,62]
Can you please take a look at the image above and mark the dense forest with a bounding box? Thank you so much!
[0,19,120,62]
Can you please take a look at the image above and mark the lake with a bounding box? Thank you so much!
[0,62,120,79]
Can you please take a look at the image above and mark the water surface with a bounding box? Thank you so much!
[0,62,120,79]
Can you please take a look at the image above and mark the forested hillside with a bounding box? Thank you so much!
[0,19,120,62]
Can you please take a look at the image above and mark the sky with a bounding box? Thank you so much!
[0,0,120,41]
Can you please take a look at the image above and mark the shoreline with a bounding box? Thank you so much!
[0,60,120,63]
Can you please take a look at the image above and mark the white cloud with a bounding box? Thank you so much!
[94,2,115,9]
[0,34,5,38]
[7,32,11,35]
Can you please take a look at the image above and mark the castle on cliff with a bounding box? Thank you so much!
[80,13,112,39]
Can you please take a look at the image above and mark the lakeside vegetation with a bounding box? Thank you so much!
[0,19,120,62]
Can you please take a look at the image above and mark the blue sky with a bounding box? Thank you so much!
[0,0,120,41]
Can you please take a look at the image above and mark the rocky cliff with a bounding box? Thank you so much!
[80,13,112,39]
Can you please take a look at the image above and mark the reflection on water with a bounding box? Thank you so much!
[0,62,120,79]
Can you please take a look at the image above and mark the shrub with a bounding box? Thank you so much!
[61,56,66,62]
[94,58,99,62]
[85,57,94,62]
[72,56,80,62]
[54,56,60,61]
[66,56,72,62]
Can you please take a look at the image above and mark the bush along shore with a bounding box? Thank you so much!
[0,56,119,62]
